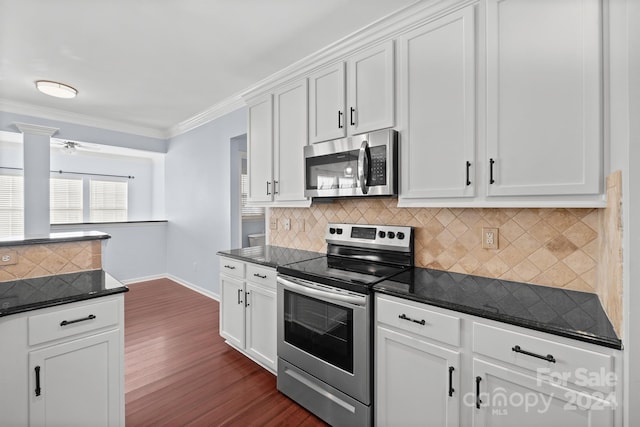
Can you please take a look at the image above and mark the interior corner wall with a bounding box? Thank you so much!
[165,107,247,298]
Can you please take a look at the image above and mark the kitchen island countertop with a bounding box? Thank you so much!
[0,270,128,317]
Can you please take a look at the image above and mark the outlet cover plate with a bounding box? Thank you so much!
[0,251,18,265]
[482,228,499,249]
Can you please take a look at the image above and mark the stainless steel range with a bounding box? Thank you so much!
[276,223,414,426]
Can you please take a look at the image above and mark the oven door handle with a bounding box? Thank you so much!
[277,276,367,307]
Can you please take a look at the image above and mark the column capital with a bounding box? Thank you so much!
[13,122,59,137]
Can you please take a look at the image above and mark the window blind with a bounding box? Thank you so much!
[0,174,24,238]
[50,177,83,224]
[241,174,264,217]
[90,180,128,222]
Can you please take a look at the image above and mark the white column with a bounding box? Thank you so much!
[14,122,59,238]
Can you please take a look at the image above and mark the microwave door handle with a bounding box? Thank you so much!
[358,140,370,194]
[277,276,367,306]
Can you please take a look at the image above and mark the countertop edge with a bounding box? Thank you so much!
[374,286,622,350]
[0,231,111,247]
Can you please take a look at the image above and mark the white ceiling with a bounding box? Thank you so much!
[0,0,415,138]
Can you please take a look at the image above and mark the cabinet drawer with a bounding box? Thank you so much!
[473,322,614,392]
[219,258,245,279]
[376,295,460,347]
[28,299,120,346]
[246,264,276,289]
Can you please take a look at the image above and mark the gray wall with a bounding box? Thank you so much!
[165,107,246,298]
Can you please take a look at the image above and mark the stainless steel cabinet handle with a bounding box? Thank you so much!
[237,289,243,305]
[245,291,250,307]
[273,180,279,194]
[266,181,271,195]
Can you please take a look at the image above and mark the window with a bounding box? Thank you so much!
[241,173,264,218]
[90,180,128,222]
[50,178,83,224]
[0,174,24,237]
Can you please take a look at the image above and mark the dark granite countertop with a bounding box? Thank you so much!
[374,267,622,350]
[0,270,128,317]
[217,245,324,268]
[0,231,111,247]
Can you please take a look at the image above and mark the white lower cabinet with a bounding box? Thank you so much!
[472,358,614,427]
[0,295,125,427]
[29,330,121,427]
[376,326,460,427]
[219,256,277,373]
[375,294,621,426]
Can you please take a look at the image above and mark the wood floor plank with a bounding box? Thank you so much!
[125,278,327,426]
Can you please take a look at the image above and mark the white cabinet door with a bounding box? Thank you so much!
[245,282,277,371]
[273,79,308,202]
[219,276,245,349]
[473,359,614,427]
[29,330,122,427]
[247,95,274,202]
[309,62,346,143]
[399,5,476,200]
[348,41,395,135]
[486,0,602,196]
[376,326,460,427]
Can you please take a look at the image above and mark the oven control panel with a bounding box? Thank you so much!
[326,223,413,251]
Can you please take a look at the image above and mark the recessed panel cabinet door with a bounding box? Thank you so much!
[486,0,602,196]
[376,326,460,427]
[245,282,277,371]
[220,276,245,349]
[247,96,274,202]
[29,330,121,427]
[309,62,346,143]
[274,79,308,202]
[399,6,476,199]
[472,359,614,427]
[348,41,395,135]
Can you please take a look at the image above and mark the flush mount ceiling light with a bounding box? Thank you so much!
[35,80,78,99]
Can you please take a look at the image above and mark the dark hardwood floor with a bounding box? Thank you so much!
[125,278,327,426]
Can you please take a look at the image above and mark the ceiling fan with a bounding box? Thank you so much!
[51,140,101,154]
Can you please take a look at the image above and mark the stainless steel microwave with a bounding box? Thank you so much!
[304,129,398,198]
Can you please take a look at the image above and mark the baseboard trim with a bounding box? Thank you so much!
[121,274,167,285]
[166,274,220,301]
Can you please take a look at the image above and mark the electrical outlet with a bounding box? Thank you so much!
[482,228,499,249]
[269,217,278,230]
[295,219,305,232]
[0,251,18,266]
[282,218,291,231]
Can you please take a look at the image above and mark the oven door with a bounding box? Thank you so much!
[277,274,370,404]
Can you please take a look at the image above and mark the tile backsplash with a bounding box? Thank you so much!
[270,172,624,336]
[0,240,102,282]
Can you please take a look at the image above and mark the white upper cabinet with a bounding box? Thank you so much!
[485,0,603,197]
[247,95,274,203]
[398,5,476,200]
[309,41,395,144]
[309,62,347,143]
[273,79,309,203]
[348,41,395,135]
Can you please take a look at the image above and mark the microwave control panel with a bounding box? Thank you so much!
[368,146,387,186]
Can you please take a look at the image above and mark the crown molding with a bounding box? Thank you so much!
[13,122,59,136]
[0,99,167,139]
[165,94,246,139]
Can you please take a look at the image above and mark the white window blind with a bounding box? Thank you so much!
[0,174,24,238]
[90,180,128,222]
[241,174,264,217]
[50,177,83,224]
